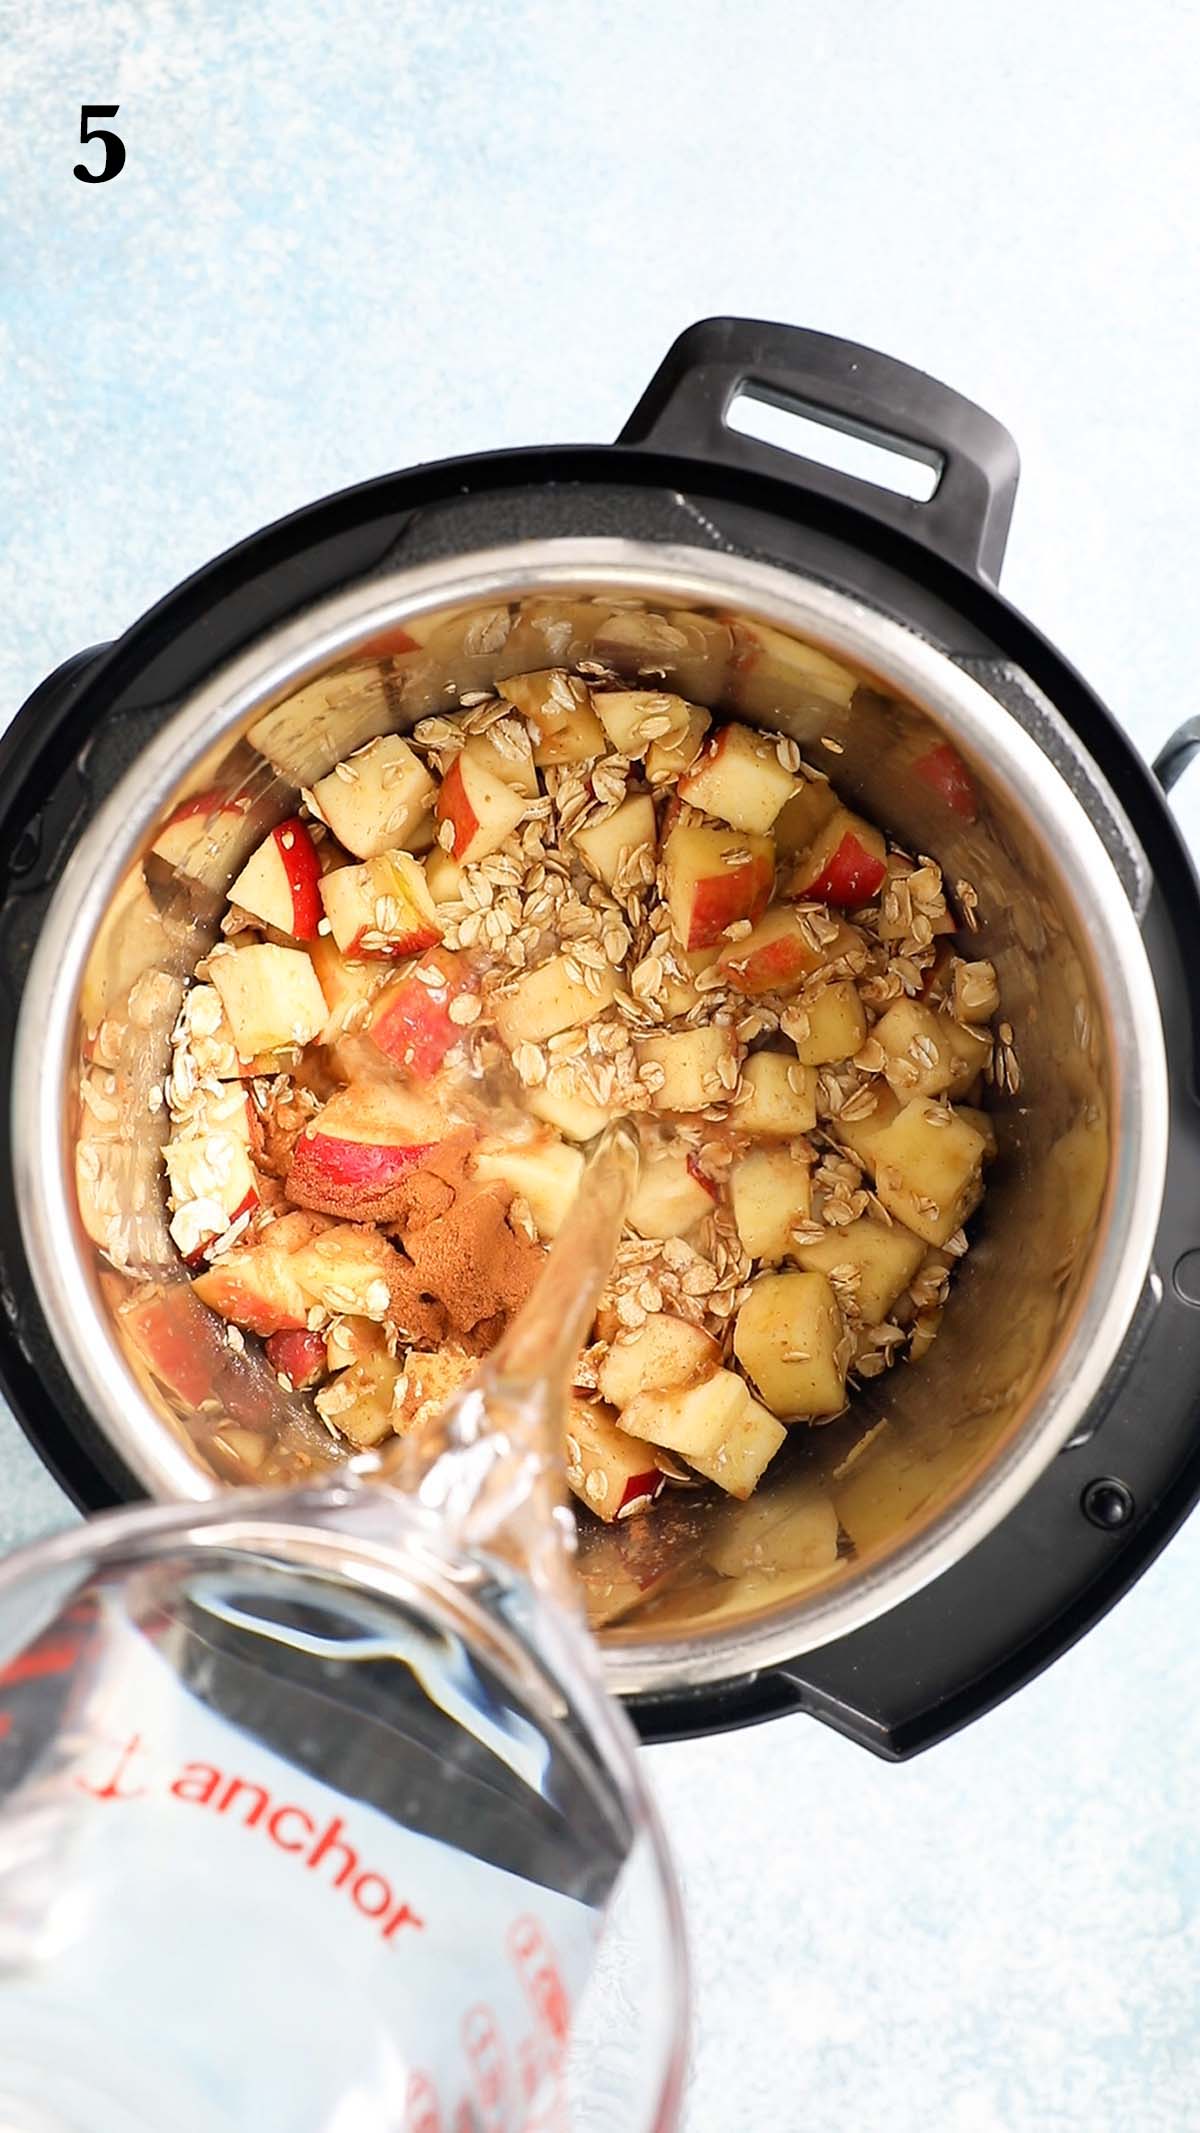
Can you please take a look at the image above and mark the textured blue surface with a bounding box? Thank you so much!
[4,4,1200,2126]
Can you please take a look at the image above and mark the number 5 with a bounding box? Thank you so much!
[74,105,126,184]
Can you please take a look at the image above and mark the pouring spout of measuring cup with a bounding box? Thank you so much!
[366,1119,641,1601]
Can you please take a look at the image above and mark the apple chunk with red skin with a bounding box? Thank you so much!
[368,947,477,1078]
[435,750,530,863]
[118,1285,220,1408]
[192,1214,332,1337]
[287,1083,444,1215]
[911,740,978,822]
[678,722,799,834]
[311,735,435,858]
[151,788,255,888]
[663,822,775,951]
[790,807,887,907]
[208,943,329,1059]
[228,818,323,939]
[265,1328,328,1389]
[564,1399,666,1523]
[319,849,441,960]
[717,906,861,997]
[496,669,607,765]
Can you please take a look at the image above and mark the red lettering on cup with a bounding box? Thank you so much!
[267,1803,315,1853]
[405,2070,442,2133]
[352,1870,392,1921]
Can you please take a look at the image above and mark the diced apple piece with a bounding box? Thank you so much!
[911,740,979,821]
[663,822,774,951]
[424,846,466,904]
[311,735,435,859]
[952,959,1001,1025]
[790,806,888,907]
[726,616,858,718]
[572,794,657,890]
[287,1223,402,1321]
[227,818,322,939]
[678,723,799,833]
[636,1025,740,1113]
[733,1053,817,1137]
[493,953,617,1050]
[193,1233,312,1337]
[717,906,861,997]
[956,1105,998,1162]
[789,979,868,1064]
[871,1100,987,1247]
[150,789,255,888]
[729,1146,812,1261]
[706,1476,840,1581]
[771,776,839,859]
[592,690,700,761]
[474,1132,583,1239]
[645,704,711,784]
[368,947,477,1078]
[526,1078,617,1143]
[326,1317,388,1373]
[80,867,173,1035]
[208,944,328,1059]
[791,1215,926,1324]
[733,1270,847,1419]
[875,998,991,1100]
[685,1390,787,1499]
[287,1083,443,1214]
[315,1350,404,1449]
[165,1084,258,1265]
[564,1399,667,1522]
[626,1150,718,1240]
[118,1284,220,1409]
[460,728,539,798]
[831,1083,899,1174]
[497,669,607,764]
[619,1368,749,1460]
[598,1315,721,1410]
[435,751,529,862]
[319,849,441,960]
[308,935,391,1044]
[265,1328,328,1389]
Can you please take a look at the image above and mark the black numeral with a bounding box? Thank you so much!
[74,105,125,184]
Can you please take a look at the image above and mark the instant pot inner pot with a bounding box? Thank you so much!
[47,560,1133,1665]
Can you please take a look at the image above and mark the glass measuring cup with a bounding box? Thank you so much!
[0,1128,689,2132]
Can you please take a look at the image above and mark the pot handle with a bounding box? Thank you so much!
[1153,718,1200,793]
[619,317,1021,584]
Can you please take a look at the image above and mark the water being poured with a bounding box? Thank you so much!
[0,1125,688,2132]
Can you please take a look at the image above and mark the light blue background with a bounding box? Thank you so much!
[4,4,1200,2127]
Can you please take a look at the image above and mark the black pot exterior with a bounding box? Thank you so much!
[3,321,1200,1757]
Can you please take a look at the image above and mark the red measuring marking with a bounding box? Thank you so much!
[0,1640,81,1690]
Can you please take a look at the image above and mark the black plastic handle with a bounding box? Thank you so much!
[1154,717,1200,794]
[619,317,1021,585]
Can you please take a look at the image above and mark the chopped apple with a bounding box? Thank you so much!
[619,1367,749,1461]
[871,1100,987,1247]
[435,750,529,862]
[952,959,1001,1025]
[645,704,711,784]
[717,906,861,997]
[474,1132,583,1238]
[496,669,607,764]
[311,735,435,858]
[663,822,775,951]
[424,846,467,904]
[831,1083,899,1174]
[626,1150,717,1239]
[319,849,441,960]
[572,794,657,889]
[460,728,539,798]
[771,776,839,859]
[287,1083,444,1214]
[875,998,991,1100]
[733,1270,847,1418]
[592,690,700,760]
[725,616,858,719]
[315,1350,404,1448]
[326,1316,388,1373]
[678,722,799,833]
[193,1232,312,1337]
[151,788,255,888]
[733,1052,817,1136]
[564,1399,667,1522]
[685,1390,787,1499]
[791,981,868,1066]
[706,1476,840,1581]
[287,1223,403,1321]
[80,867,173,1036]
[790,806,888,906]
[792,1215,927,1323]
[164,1083,258,1264]
[118,1284,220,1409]
[265,1328,328,1389]
[729,1145,812,1260]
[227,818,323,939]
[597,1316,721,1410]
[208,944,329,1059]
[368,947,477,1078]
[493,953,617,1050]
[956,1104,998,1162]
[911,739,979,821]
[308,934,391,1044]
[636,1024,740,1113]
[526,1079,617,1143]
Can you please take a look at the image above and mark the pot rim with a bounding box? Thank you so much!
[12,537,1170,1696]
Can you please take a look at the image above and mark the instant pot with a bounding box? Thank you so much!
[3,317,1199,1760]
